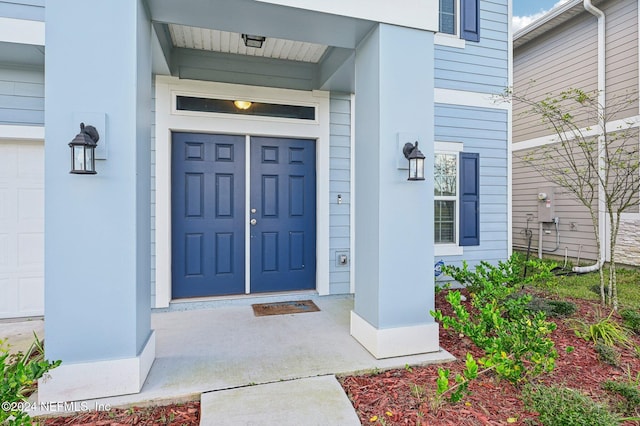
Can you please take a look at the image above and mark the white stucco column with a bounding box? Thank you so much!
[351,23,438,358]
[39,0,154,401]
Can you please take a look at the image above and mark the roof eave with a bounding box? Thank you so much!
[513,0,585,48]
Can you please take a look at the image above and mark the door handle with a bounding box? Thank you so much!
[250,218,257,226]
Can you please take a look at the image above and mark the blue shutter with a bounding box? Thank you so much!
[459,152,479,246]
[461,0,480,42]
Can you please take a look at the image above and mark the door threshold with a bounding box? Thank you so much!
[156,290,319,313]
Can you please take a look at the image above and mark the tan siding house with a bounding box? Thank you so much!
[512,0,640,266]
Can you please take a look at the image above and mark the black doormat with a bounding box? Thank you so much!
[252,300,320,316]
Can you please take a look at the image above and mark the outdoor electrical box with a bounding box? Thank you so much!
[537,187,555,222]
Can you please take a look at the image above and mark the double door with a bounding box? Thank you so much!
[172,133,316,298]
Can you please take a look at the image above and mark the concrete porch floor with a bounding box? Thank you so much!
[4,294,454,424]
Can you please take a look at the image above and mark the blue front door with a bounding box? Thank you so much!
[250,137,316,293]
[172,133,316,298]
[172,133,246,298]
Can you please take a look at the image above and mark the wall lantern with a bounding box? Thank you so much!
[241,34,266,48]
[402,141,425,181]
[69,122,99,174]
[233,100,252,110]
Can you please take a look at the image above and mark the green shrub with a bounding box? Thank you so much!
[568,310,631,348]
[620,309,640,334]
[526,296,577,318]
[547,300,578,317]
[595,341,620,366]
[430,254,557,403]
[602,379,640,416]
[522,384,620,426]
[442,254,556,295]
[1,335,61,425]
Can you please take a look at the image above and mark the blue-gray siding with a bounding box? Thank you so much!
[150,79,157,307]
[329,93,351,295]
[0,65,44,126]
[435,103,509,268]
[0,0,44,21]
[434,0,509,93]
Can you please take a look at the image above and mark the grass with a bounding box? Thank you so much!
[534,265,640,310]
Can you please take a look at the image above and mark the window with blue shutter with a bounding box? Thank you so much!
[459,152,479,246]
[461,0,480,42]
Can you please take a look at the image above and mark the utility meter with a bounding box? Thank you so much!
[537,187,555,222]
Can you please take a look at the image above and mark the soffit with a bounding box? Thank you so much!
[169,24,328,63]
[513,0,605,49]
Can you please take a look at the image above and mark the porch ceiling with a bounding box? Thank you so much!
[168,25,328,64]
[148,0,369,92]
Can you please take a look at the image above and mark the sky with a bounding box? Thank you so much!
[512,0,571,32]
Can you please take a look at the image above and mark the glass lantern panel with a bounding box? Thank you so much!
[73,146,85,171]
[415,157,425,180]
[85,147,94,172]
[409,158,418,179]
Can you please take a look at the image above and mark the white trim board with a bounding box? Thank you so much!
[434,88,509,110]
[513,115,640,152]
[37,331,155,402]
[350,311,440,358]
[154,77,331,308]
[0,125,45,141]
[0,17,45,45]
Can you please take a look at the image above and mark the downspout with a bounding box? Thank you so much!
[573,0,606,274]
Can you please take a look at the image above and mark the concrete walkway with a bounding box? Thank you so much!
[200,375,361,426]
[3,295,454,425]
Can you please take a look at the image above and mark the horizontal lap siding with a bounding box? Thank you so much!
[150,79,157,306]
[513,12,597,144]
[329,93,351,294]
[0,65,43,126]
[435,104,509,268]
[604,0,639,121]
[434,0,509,94]
[513,0,639,266]
[0,0,44,20]
[512,147,598,262]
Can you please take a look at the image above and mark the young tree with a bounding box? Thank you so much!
[510,88,640,310]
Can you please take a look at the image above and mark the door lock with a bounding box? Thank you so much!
[250,219,257,225]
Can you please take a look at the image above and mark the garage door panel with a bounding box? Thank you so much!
[18,233,43,268]
[0,140,43,318]
[17,143,44,178]
[18,276,44,312]
[0,278,15,313]
[0,233,7,267]
[0,144,17,177]
[0,188,9,220]
[18,188,44,220]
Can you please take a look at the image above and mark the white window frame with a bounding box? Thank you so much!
[435,141,464,256]
[434,0,466,49]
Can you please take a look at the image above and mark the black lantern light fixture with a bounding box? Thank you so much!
[69,122,99,174]
[241,34,266,48]
[402,141,425,181]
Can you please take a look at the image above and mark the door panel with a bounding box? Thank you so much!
[250,137,316,293]
[172,133,245,298]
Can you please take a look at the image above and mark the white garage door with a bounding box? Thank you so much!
[0,140,44,318]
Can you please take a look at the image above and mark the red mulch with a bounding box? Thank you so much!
[339,289,640,426]
[36,401,200,425]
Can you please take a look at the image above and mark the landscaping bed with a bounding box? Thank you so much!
[340,289,640,425]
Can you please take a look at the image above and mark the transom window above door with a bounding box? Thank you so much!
[176,96,316,120]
